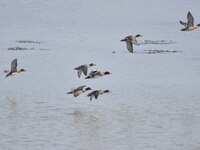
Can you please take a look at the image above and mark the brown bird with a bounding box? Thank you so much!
[180,11,200,31]
[87,89,110,101]
[121,34,142,53]
[85,69,111,79]
[74,63,96,78]
[5,59,26,77]
[67,85,92,97]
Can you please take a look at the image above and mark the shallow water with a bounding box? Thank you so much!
[1,0,200,150]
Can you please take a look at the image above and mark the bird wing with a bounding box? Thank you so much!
[77,69,82,78]
[76,85,86,91]
[74,92,80,97]
[82,67,88,76]
[88,69,98,77]
[11,59,17,72]
[87,91,94,101]
[94,91,99,99]
[93,70,101,76]
[126,35,133,41]
[89,95,94,101]
[187,12,194,27]
[88,91,99,101]
[74,64,83,70]
[180,20,187,26]
[125,40,133,53]
[88,70,94,76]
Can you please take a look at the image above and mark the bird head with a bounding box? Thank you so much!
[19,69,26,72]
[104,71,111,75]
[104,90,110,93]
[89,63,96,67]
[85,87,92,91]
[135,34,142,38]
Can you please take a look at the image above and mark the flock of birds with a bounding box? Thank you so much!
[4,11,200,101]
[67,63,111,101]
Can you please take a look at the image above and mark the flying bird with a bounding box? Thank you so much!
[74,63,96,78]
[121,34,142,53]
[5,59,26,77]
[67,85,92,97]
[180,11,200,31]
[87,89,110,101]
[85,69,111,79]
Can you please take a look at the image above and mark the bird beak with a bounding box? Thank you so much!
[121,39,125,42]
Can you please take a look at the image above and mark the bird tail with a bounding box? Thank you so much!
[181,28,187,31]
[5,72,11,77]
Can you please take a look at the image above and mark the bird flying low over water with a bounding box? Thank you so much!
[87,89,110,101]
[121,34,142,53]
[74,63,96,78]
[85,69,111,79]
[67,85,92,97]
[180,11,200,31]
[5,58,26,77]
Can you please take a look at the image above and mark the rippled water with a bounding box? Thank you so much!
[1,0,200,150]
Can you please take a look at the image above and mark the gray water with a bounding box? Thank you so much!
[1,0,200,150]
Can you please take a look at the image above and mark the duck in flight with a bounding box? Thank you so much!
[121,34,142,53]
[180,11,200,31]
[67,85,92,97]
[5,59,26,77]
[74,63,96,78]
[85,69,111,79]
[87,89,110,101]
